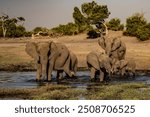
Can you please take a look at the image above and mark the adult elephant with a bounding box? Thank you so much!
[86,51,112,82]
[25,41,74,81]
[97,22,126,62]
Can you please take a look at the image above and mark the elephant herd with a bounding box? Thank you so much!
[25,23,136,83]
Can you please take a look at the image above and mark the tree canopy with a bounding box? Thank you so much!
[0,14,27,37]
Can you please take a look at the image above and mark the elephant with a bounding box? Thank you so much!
[86,51,112,82]
[57,51,78,79]
[112,59,136,77]
[97,22,126,62]
[69,51,78,76]
[25,41,74,82]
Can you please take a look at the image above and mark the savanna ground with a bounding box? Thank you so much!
[0,31,150,99]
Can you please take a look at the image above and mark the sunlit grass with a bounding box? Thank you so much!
[0,83,149,100]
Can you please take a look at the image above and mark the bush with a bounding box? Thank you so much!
[33,27,49,35]
[6,25,26,38]
[87,29,100,38]
[24,31,32,37]
[107,18,124,31]
[136,23,150,41]
[51,23,78,36]
[124,13,147,36]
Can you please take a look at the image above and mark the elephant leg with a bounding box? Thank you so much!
[99,70,104,82]
[56,70,63,81]
[63,55,74,77]
[48,58,55,82]
[36,63,42,81]
[90,67,96,82]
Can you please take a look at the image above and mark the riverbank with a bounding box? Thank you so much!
[0,83,149,100]
[0,31,150,71]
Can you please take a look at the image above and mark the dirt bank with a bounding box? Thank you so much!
[0,31,150,71]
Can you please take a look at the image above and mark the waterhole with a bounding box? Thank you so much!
[0,71,150,89]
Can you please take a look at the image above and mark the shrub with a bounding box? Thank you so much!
[51,23,78,36]
[24,31,32,37]
[87,29,100,38]
[107,18,124,31]
[123,13,147,36]
[136,23,150,41]
[6,25,26,38]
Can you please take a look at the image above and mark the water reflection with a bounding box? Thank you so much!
[0,71,150,89]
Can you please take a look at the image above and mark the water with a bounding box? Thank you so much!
[0,71,150,89]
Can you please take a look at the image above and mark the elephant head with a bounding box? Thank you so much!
[25,41,57,81]
[98,53,112,75]
[112,60,128,76]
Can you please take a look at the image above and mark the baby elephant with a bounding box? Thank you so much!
[87,52,112,82]
[112,59,136,77]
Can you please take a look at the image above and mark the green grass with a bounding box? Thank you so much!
[0,83,149,100]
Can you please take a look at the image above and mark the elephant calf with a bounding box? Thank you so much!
[86,51,112,82]
[112,59,136,77]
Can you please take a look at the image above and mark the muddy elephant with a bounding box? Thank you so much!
[25,41,74,81]
[112,59,136,77]
[86,51,112,82]
[97,22,126,62]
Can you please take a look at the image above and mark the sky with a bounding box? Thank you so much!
[0,0,150,30]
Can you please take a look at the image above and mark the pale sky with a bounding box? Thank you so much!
[0,0,150,30]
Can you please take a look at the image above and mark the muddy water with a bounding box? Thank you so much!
[0,71,150,89]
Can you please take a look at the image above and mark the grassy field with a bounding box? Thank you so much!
[0,31,150,71]
[0,83,149,100]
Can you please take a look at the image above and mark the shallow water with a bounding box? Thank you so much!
[0,71,150,89]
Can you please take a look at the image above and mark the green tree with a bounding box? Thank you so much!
[73,7,88,32]
[6,24,26,37]
[0,14,26,37]
[33,27,49,35]
[51,22,78,35]
[107,18,124,31]
[136,23,150,41]
[81,1,110,22]
[73,1,110,33]
[124,13,147,36]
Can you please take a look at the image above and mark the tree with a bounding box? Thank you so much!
[0,14,26,37]
[81,1,110,23]
[73,1,110,34]
[33,27,49,35]
[51,22,78,35]
[73,7,88,32]
[136,23,150,41]
[107,18,124,31]
[123,13,147,36]
[17,17,25,26]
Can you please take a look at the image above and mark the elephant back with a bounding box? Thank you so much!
[53,43,70,69]
[87,52,100,70]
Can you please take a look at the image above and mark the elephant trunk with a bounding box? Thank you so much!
[41,58,48,81]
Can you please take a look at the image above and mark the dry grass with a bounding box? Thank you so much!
[0,31,150,70]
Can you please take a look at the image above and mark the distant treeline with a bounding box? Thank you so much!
[0,1,150,41]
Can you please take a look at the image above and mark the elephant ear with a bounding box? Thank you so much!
[111,38,121,52]
[49,41,58,60]
[25,42,39,62]
[49,41,57,51]
[120,60,128,69]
